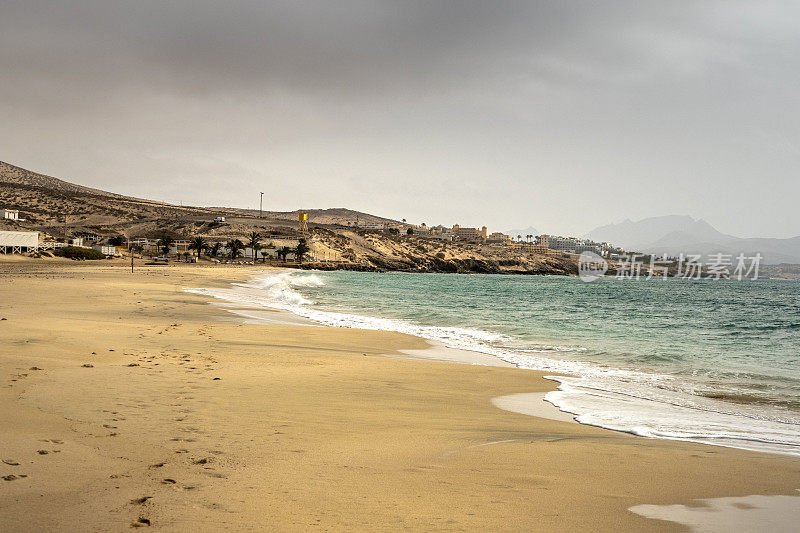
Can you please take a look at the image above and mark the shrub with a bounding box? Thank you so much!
[56,246,106,260]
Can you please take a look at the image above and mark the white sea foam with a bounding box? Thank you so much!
[184,270,800,457]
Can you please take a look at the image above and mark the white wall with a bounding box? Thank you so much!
[0,231,38,248]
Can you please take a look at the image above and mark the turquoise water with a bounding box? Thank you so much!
[188,271,800,455]
[301,272,800,410]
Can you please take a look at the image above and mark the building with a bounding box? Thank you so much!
[170,240,191,254]
[74,231,101,242]
[451,224,488,242]
[1,209,20,221]
[537,234,609,256]
[92,244,117,255]
[487,232,512,243]
[530,244,549,254]
[0,231,38,254]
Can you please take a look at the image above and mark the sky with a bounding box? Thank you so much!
[1,1,799,238]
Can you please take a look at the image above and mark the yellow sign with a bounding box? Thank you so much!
[299,212,307,221]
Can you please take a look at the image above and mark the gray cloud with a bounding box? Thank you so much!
[1,1,799,237]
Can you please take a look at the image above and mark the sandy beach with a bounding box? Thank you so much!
[1,259,799,531]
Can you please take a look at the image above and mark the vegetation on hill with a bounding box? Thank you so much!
[0,160,581,275]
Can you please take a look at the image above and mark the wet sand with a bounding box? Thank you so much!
[1,258,799,531]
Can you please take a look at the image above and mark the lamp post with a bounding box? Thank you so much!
[260,192,264,218]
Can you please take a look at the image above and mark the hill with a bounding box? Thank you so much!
[0,160,131,199]
[586,215,800,264]
[0,161,578,275]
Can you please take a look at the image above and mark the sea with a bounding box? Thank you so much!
[186,270,800,456]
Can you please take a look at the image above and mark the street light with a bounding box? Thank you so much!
[260,192,264,218]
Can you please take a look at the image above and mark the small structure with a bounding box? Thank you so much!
[0,231,38,254]
[298,212,308,234]
[92,244,116,256]
[214,216,226,223]
[1,209,20,221]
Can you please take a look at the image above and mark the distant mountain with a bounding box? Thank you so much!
[584,215,733,250]
[585,215,800,265]
[505,226,540,239]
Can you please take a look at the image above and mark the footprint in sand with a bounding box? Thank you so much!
[161,478,177,485]
[131,517,151,527]
[129,496,152,505]
[3,460,20,466]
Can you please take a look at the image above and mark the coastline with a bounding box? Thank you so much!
[1,259,799,531]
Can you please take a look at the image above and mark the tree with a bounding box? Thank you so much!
[406,228,414,235]
[517,234,522,242]
[295,239,310,264]
[226,239,244,259]
[109,235,125,246]
[157,235,174,255]
[190,236,207,258]
[209,242,222,257]
[278,246,292,263]
[247,231,261,260]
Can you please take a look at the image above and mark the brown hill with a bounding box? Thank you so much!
[0,160,128,199]
[0,161,578,275]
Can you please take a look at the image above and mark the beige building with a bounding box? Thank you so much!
[452,224,488,242]
[487,232,512,243]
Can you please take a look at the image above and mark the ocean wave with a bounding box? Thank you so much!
[184,270,800,457]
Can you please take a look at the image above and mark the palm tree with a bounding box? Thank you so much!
[252,243,263,262]
[295,239,310,264]
[517,234,522,242]
[247,231,261,261]
[209,242,222,258]
[226,239,244,259]
[157,235,174,255]
[278,246,292,263]
[190,236,207,258]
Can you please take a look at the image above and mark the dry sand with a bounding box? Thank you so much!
[1,258,799,531]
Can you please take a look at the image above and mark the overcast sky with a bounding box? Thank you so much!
[2,1,799,237]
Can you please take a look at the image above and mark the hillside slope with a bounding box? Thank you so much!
[0,160,128,199]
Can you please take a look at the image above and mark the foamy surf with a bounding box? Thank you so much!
[185,270,800,457]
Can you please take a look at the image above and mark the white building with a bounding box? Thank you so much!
[0,231,38,254]
[92,244,117,255]
[1,209,20,220]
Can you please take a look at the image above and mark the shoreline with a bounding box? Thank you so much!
[1,259,799,531]
[190,267,800,459]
